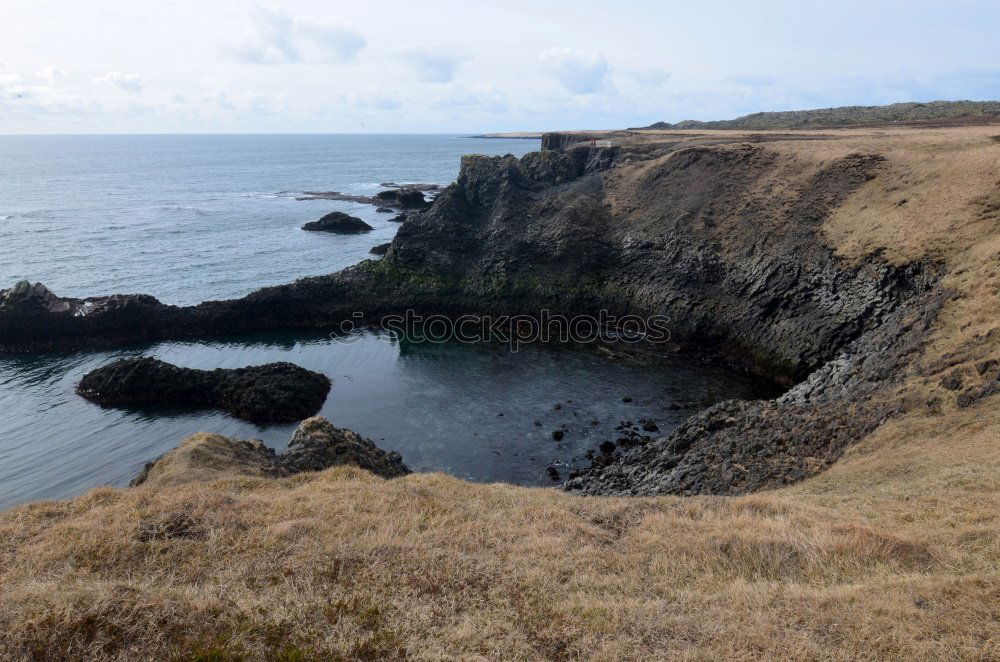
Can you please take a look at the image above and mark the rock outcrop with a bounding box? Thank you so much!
[295,183,438,207]
[302,211,373,234]
[375,187,430,209]
[280,417,409,477]
[0,281,70,313]
[369,242,391,256]
[131,416,409,487]
[77,357,331,424]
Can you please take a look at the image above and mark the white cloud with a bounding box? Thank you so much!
[195,78,287,115]
[347,87,402,110]
[436,84,507,112]
[299,20,367,62]
[627,69,671,87]
[398,46,468,83]
[539,48,611,95]
[95,72,143,93]
[0,66,25,97]
[35,65,67,82]
[232,3,366,64]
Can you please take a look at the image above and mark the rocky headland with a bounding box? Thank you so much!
[77,357,331,423]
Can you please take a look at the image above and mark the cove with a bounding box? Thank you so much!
[0,328,779,508]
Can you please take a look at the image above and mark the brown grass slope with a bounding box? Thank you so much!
[1,126,999,661]
[631,99,1000,130]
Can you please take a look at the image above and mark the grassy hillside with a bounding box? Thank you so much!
[633,100,1000,130]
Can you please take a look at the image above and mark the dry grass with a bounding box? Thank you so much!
[1,126,999,660]
[1,460,996,661]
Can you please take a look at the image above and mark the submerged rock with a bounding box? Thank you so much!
[131,416,409,487]
[302,212,373,234]
[77,357,331,424]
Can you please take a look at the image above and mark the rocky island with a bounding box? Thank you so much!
[77,357,332,423]
[301,211,373,233]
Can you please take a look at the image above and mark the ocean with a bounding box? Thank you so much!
[0,135,774,508]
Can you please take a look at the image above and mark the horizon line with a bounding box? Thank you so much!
[0,131,552,137]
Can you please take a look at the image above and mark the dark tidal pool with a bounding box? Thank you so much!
[0,329,781,508]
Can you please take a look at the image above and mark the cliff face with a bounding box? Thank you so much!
[392,142,934,380]
[382,139,944,495]
[0,128,982,496]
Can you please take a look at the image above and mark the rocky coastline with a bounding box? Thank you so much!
[0,132,954,496]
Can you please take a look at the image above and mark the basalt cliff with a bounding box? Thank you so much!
[2,127,998,498]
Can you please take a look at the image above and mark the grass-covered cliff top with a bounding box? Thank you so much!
[631,99,1000,130]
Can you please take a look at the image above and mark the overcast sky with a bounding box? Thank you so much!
[1,0,998,133]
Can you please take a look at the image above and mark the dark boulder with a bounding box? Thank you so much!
[302,212,373,234]
[375,187,430,209]
[0,281,69,313]
[370,242,392,256]
[280,417,410,478]
[376,207,393,213]
[389,213,408,223]
[77,357,331,424]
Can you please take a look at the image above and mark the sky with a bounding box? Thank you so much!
[1,0,998,133]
